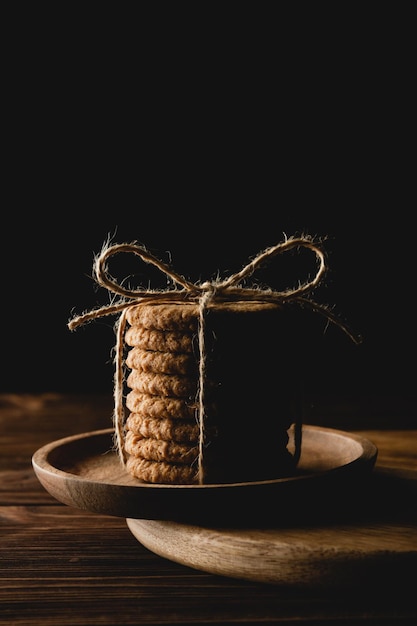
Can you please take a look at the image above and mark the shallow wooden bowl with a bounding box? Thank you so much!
[32,425,377,525]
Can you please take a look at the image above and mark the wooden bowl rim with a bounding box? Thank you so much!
[32,425,377,488]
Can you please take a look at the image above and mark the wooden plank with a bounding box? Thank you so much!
[1,507,416,625]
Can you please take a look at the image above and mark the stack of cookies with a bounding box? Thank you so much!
[122,301,302,485]
[123,303,202,485]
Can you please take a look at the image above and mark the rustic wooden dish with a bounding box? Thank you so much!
[32,425,377,525]
[32,426,417,586]
[126,514,417,587]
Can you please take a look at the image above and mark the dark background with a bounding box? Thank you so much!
[2,8,415,416]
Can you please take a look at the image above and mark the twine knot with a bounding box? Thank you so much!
[68,235,361,344]
[199,281,217,292]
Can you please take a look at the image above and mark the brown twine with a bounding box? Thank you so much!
[68,235,361,484]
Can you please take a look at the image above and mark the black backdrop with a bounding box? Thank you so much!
[2,9,415,405]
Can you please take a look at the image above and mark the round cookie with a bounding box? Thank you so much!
[127,369,197,399]
[126,303,199,331]
[125,325,196,354]
[126,455,199,485]
[126,413,199,443]
[126,390,197,420]
[126,347,197,376]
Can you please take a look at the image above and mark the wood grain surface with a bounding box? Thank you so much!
[1,393,416,625]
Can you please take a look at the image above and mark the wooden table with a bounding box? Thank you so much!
[1,392,416,625]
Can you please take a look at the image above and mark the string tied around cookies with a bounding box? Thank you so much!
[68,235,361,483]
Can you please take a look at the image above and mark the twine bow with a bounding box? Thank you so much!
[69,236,361,482]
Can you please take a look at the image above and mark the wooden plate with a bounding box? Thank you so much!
[32,425,377,525]
[126,511,417,587]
